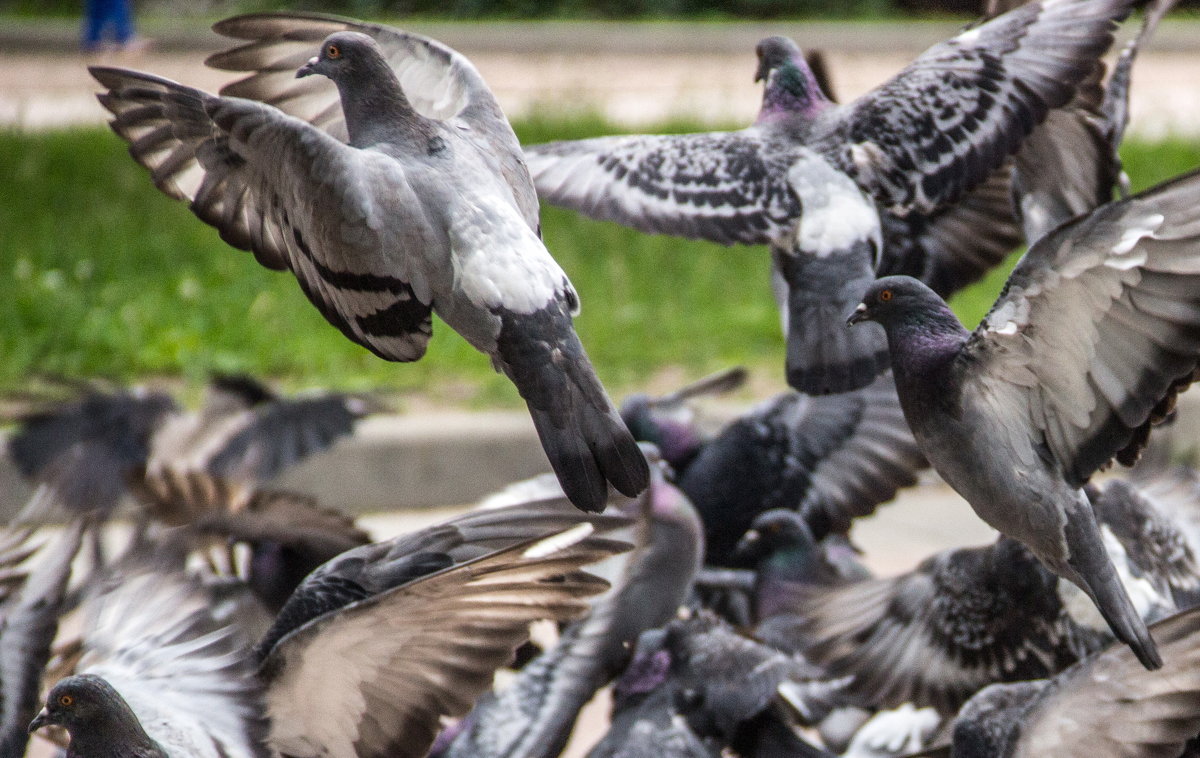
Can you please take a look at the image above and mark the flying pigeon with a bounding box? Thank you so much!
[90,18,649,514]
[847,169,1200,670]
[678,373,926,565]
[29,503,628,758]
[937,604,1200,758]
[439,463,704,758]
[525,0,1133,393]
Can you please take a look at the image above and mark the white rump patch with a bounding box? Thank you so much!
[788,149,881,258]
[954,25,983,45]
[1112,213,1164,256]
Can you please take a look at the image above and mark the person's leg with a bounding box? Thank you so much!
[111,0,134,47]
[81,0,107,51]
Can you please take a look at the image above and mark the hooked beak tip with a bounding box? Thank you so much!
[296,56,318,78]
[847,303,869,327]
[28,710,50,734]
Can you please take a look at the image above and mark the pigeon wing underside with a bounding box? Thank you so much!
[966,169,1200,488]
[828,0,1127,215]
[91,66,436,363]
[525,131,799,246]
[207,11,541,233]
[260,533,617,758]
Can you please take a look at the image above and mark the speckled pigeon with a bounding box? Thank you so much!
[29,501,629,758]
[939,604,1200,758]
[89,19,648,514]
[787,535,1108,717]
[526,0,1133,393]
[848,169,1200,670]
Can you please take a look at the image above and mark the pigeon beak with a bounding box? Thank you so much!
[754,59,768,83]
[731,529,762,563]
[28,708,51,733]
[847,302,870,327]
[296,56,319,78]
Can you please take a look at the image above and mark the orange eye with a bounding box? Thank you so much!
[58,695,74,707]
[326,44,341,59]
[879,289,893,302]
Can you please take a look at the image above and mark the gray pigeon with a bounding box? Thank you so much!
[525,0,1133,393]
[942,604,1200,758]
[89,19,648,514]
[29,502,628,758]
[847,169,1200,670]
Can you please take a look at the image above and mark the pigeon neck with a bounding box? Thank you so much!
[756,61,829,124]
[66,702,168,758]
[884,305,969,392]
[334,60,438,149]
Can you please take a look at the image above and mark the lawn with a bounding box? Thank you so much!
[2,121,1199,405]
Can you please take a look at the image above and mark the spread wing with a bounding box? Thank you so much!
[797,373,928,540]
[525,130,798,245]
[207,12,539,232]
[1015,606,1200,757]
[259,529,621,758]
[963,169,1200,488]
[795,540,1099,716]
[823,0,1130,215]
[90,66,435,363]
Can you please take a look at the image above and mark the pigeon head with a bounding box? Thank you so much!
[30,675,165,757]
[732,509,817,565]
[847,275,962,333]
[297,31,385,82]
[951,680,1042,757]
[754,36,830,121]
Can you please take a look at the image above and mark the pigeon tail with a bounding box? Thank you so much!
[1063,507,1163,670]
[774,246,889,395]
[495,307,650,513]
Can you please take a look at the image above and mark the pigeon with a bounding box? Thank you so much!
[847,168,1200,670]
[147,374,385,483]
[678,373,926,565]
[91,16,649,514]
[30,501,629,758]
[439,463,704,758]
[525,0,1133,393]
[787,535,1106,717]
[0,522,84,758]
[619,367,748,475]
[939,604,1200,758]
[589,611,842,758]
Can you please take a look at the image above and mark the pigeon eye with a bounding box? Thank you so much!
[879,289,893,302]
[326,44,341,59]
[58,695,74,707]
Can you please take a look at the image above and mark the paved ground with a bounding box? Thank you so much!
[3,18,1200,134]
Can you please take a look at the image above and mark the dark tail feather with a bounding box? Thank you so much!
[1065,508,1163,670]
[496,306,649,513]
[786,302,890,395]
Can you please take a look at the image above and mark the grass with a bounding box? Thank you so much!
[2,120,1199,404]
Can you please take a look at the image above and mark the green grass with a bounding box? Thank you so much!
[2,121,1199,403]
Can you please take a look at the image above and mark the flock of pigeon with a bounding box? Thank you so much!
[5,0,1200,755]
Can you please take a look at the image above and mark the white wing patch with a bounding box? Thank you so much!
[1112,213,1164,256]
[788,149,881,259]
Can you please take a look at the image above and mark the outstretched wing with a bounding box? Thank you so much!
[525,130,798,245]
[963,169,1200,487]
[1015,606,1200,757]
[207,12,540,231]
[90,66,435,363]
[823,0,1131,215]
[260,529,621,758]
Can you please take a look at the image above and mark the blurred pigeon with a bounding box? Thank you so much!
[6,381,178,520]
[590,611,842,758]
[0,523,83,758]
[792,536,1107,717]
[130,469,372,613]
[30,503,628,758]
[848,169,1200,669]
[91,16,649,513]
[620,367,748,475]
[526,0,1133,393]
[678,373,925,565]
[942,605,1200,758]
[148,374,385,483]
[440,463,704,758]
